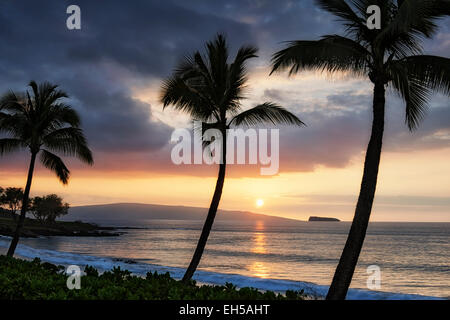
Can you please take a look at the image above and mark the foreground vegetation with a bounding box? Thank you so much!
[0,256,306,300]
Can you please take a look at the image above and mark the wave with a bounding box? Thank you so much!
[0,236,443,300]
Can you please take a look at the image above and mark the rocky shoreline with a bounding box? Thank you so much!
[0,214,122,238]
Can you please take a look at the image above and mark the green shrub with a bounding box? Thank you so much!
[0,256,306,300]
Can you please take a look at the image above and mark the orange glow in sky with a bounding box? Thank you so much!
[2,146,450,222]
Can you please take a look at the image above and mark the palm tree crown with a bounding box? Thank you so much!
[0,81,93,183]
[271,0,450,130]
[162,34,304,135]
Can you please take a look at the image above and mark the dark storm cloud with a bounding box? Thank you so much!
[0,0,252,79]
[0,0,449,175]
[61,72,172,152]
[0,0,252,158]
[277,95,371,172]
[170,0,345,61]
[263,87,450,173]
[64,1,253,76]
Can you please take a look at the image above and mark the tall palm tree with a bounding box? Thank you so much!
[161,34,305,281]
[0,81,93,257]
[271,0,450,299]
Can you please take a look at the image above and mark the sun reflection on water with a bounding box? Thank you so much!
[249,261,270,278]
[251,232,267,254]
[249,221,270,278]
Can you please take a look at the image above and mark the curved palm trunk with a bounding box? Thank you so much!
[7,152,37,257]
[182,132,227,282]
[326,82,386,300]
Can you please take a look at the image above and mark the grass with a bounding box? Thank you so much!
[0,256,306,300]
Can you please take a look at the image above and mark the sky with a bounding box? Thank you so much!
[0,0,449,222]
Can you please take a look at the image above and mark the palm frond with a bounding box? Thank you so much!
[206,33,229,90]
[385,0,450,38]
[376,0,450,58]
[0,91,27,114]
[389,61,431,130]
[399,55,450,95]
[0,138,24,155]
[271,35,370,76]
[161,34,256,122]
[0,113,29,139]
[48,103,81,128]
[316,0,365,29]
[42,127,93,165]
[388,55,450,130]
[160,75,217,121]
[229,103,305,127]
[222,45,258,113]
[30,81,67,109]
[39,150,70,184]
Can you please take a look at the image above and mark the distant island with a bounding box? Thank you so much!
[65,203,306,226]
[308,216,340,222]
[1,203,311,238]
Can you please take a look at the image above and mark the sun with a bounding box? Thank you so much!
[256,199,264,207]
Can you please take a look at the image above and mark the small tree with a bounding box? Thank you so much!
[30,194,69,223]
[1,187,24,220]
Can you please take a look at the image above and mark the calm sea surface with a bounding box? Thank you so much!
[8,220,450,298]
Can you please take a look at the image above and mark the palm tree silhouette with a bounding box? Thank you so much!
[271,0,450,299]
[0,81,93,256]
[161,34,305,281]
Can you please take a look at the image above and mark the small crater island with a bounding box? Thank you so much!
[308,216,340,222]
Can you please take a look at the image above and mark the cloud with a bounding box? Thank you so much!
[0,0,251,170]
[0,0,449,178]
[282,193,450,207]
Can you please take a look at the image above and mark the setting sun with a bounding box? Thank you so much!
[256,199,264,207]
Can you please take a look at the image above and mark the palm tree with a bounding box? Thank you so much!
[0,81,93,257]
[271,0,450,299]
[161,34,305,281]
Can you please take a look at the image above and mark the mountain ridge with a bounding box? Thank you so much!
[66,202,305,226]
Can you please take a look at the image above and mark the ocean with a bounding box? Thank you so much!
[1,220,448,299]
